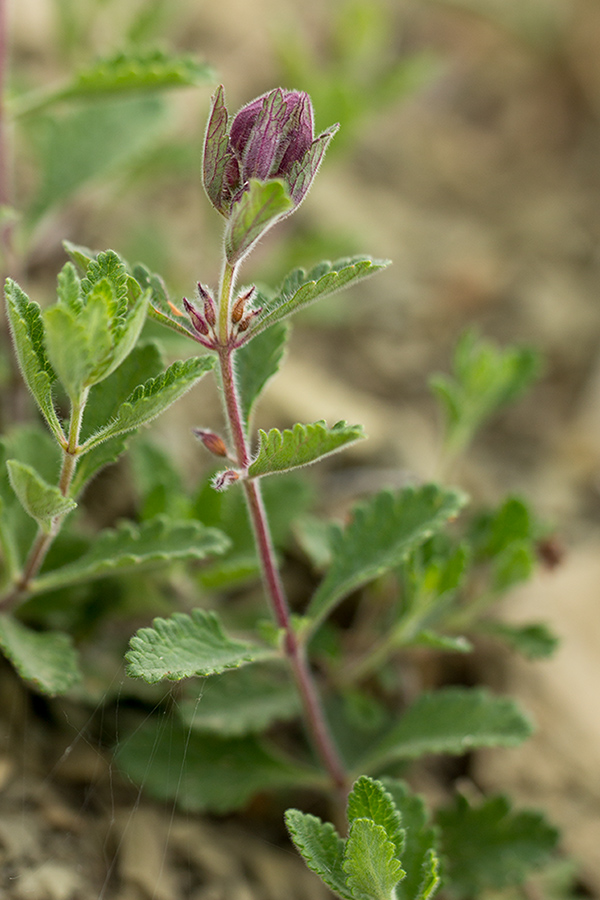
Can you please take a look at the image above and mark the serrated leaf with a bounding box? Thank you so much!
[236,322,289,426]
[0,613,81,695]
[179,664,300,735]
[56,262,82,312]
[62,49,213,100]
[347,776,404,861]
[13,50,214,118]
[29,518,229,596]
[250,256,391,337]
[6,459,76,533]
[436,794,559,897]
[343,818,405,900]
[308,486,467,627]
[415,850,441,900]
[358,688,532,772]
[4,279,64,442]
[224,178,293,264]
[285,810,351,900]
[116,723,312,813]
[62,240,95,271]
[380,779,440,900]
[248,420,366,479]
[81,355,214,452]
[126,608,272,683]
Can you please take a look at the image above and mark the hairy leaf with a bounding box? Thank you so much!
[81,356,214,451]
[126,608,273,683]
[437,794,559,896]
[347,777,404,861]
[224,178,293,264]
[0,614,81,695]
[4,279,63,442]
[236,322,289,426]
[248,420,365,479]
[116,723,313,813]
[179,664,300,735]
[308,486,467,627]
[285,810,350,900]
[30,518,229,595]
[380,779,439,900]
[6,459,76,533]
[343,818,405,900]
[250,256,391,337]
[358,688,532,771]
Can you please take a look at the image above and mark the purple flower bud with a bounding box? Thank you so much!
[203,85,338,218]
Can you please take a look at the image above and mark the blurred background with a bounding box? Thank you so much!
[5,0,600,896]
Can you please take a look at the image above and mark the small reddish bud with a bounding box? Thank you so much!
[212,469,240,492]
[183,298,209,336]
[193,428,228,458]
[231,287,255,324]
[197,283,216,327]
[236,307,263,332]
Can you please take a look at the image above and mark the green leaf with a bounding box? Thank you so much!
[407,631,472,653]
[29,518,229,596]
[4,279,64,442]
[80,356,215,451]
[380,779,440,900]
[56,262,82,313]
[478,620,559,659]
[0,613,81,695]
[236,322,289,426]
[6,459,76,533]
[285,810,351,900]
[437,794,559,897]
[116,723,313,813]
[224,178,293,264]
[60,49,213,101]
[347,776,404,861]
[27,96,167,221]
[431,330,540,458]
[343,818,405,900]
[126,608,272,683]
[248,420,366,479]
[251,256,391,337]
[307,486,467,627]
[80,341,164,440]
[358,687,532,772]
[178,663,300,735]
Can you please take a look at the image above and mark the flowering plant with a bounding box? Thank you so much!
[0,70,561,900]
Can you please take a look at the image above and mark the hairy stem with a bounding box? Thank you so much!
[0,391,87,611]
[216,268,349,795]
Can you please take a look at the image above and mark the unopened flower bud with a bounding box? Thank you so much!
[193,428,228,458]
[203,85,338,218]
[212,469,240,492]
[183,297,209,336]
[236,307,263,333]
[197,283,216,327]
[231,286,255,324]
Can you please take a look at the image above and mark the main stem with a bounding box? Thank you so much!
[217,261,348,795]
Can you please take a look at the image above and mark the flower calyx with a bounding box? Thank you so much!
[182,283,218,348]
